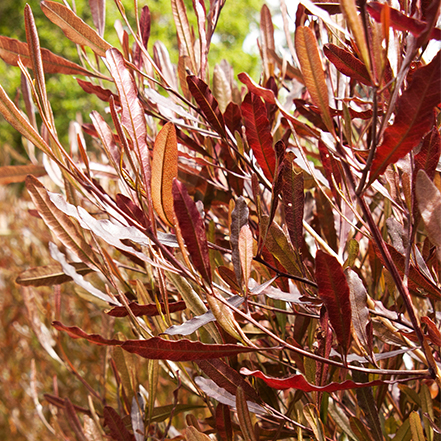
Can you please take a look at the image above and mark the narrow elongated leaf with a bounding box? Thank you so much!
[240,368,417,392]
[194,377,266,415]
[164,296,244,336]
[215,404,233,441]
[213,64,232,113]
[416,170,441,252]
[421,316,441,346]
[340,0,371,72]
[173,179,211,284]
[367,2,441,40]
[0,36,102,77]
[370,52,441,182]
[239,225,253,287]
[196,359,261,404]
[106,48,151,192]
[324,43,371,86]
[107,301,187,318]
[236,387,258,441]
[49,243,116,305]
[16,262,93,287]
[152,122,178,226]
[295,26,334,134]
[78,80,119,103]
[121,338,260,361]
[88,0,105,37]
[41,1,111,56]
[133,6,151,67]
[315,250,351,357]
[64,398,87,441]
[346,269,374,362]
[282,158,304,251]
[414,128,441,180]
[231,197,249,287]
[171,0,196,73]
[0,164,46,184]
[131,394,145,441]
[103,406,135,441]
[52,321,123,346]
[349,417,376,441]
[241,92,275,181]
[187,75,226,137]
[303,404,325,441]
[26,176,97,267]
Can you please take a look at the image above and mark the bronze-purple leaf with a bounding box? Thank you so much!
[106,301,186,317]
[315,250,352,358]
[103,406,135,441]
[173,179,212,284]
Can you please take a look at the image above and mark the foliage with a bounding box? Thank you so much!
[0,0,440,439]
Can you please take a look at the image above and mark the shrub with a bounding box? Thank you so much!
[0,0,440,439]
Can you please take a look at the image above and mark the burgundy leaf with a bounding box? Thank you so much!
[282,156,304,250]
[315,250,352,357]
[370,51,441,182]
[414,128,441,181]
[318,139,342,203]
[77,79,119,103]
[223,102,242,135]
[238,72,276,104]
[103,406,135,441]
[88,0,105,37]
[241,92,275,181]
[421,316,441,346]
[196,359,262,404]
[43,394,92,416]
[324,43,371,86]
[115,193,149,229]
[367,2,441,40]
[240,368,415,392]
[106,301,187,317]
[373,242,441,300]
[173,179,212,284]
[215,404,233,441]
[186,75,226,137]
[133,6,151,67]
[64,398,87,441]
[121,338,260,361]
[0,36,103,78]
[53,321,123,346]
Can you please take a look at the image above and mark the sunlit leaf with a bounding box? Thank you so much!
[238,225,253,287]
[88,0,105,37]
[0,164,46,185]
[370,52,441,183]
[295,26,334,134]
[152,122,178,226]
[315,250,351,358]
[41,1,111,57]
[409,411,425,441]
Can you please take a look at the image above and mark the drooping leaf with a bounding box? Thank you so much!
[106,301,187,318]
[367,2,441,41]
[106,48,151,193]
[52,320,123,346]
[324,43,371,86]
[40,1,111,57]
[0,164,46,185]
[240,368,417,392]
[0,36,103,78]
[103,406,135,441]
[121,337,260,361]
[315,250,352,357]
[77,79,119,103]
[194,377,266,415]
[241,92,276,181]
[282,156,304,251]
[16,262,93,287]
[186,75,226,138]
[173,179,212,284]
[49,243,117,305]
[26,176,98,267]
[152,122,178,226]
[163,296,244,336]
[370,52,441,182]
[295,26,334,134]
[88,0,105,37]
[416,170,441,256]
[196,359,262,404]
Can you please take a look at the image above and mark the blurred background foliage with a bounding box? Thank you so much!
[0,0,262,438]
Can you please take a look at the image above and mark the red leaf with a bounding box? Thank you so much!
[103,406,135,441]
[414,128,441,181]
[215,404,233,441]
[240,368,412,392]
[77,79,119,103]
[324,43,371,86]
[223,102,242,135]
[367,2,441,41]
[172,179,212,284]
[88,0,105,37]
[52,321,123,346]
[121,338,260,361]
[370,51,441,182]
[133,5,151,67]
[238,72,276,104]
[186,75,226,137]
[241,92,275,181]
[315,251,352,357]
[106,301,186,317]
[421,316,441,346]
